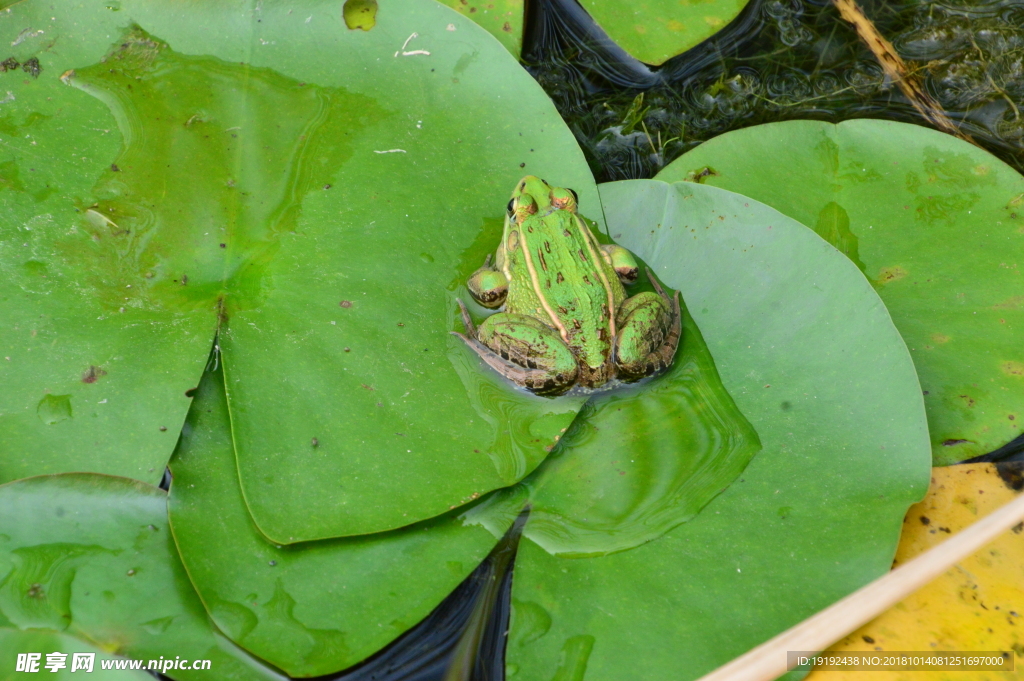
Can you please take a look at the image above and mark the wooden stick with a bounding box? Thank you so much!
[832,0,975,144]
[696,489,1024,681]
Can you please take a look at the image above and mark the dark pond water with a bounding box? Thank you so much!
[524,0,1024,182]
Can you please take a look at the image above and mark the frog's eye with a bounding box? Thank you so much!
[506,198,516,219]
[550,187,578,212]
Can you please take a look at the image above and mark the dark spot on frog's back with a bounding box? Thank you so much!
[780,401,792,411]
[0,57,19,72]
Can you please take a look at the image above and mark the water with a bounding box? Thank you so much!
[523,0,1024,182]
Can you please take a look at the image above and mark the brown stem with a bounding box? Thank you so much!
[832,0,976,145]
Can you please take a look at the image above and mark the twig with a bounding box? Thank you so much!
[832,0,975,144]
[695,487,1024,681]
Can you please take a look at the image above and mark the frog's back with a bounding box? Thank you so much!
[504,211,625,374]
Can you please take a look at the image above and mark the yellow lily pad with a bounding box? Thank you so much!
[809,463,1024,681]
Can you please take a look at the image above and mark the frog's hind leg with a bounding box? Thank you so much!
[452,300,578,396]
[613,273,682,381]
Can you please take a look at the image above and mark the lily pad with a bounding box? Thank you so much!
[0,0,596,539]
[503,180,931,679]
[167,356,508,677]
[579,0,750,66]
[0,474,286,681]
[658,120,1024,465]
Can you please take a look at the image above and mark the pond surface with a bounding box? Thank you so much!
[524,0,1024,182]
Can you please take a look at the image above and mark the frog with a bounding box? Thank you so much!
[453,176,681,396]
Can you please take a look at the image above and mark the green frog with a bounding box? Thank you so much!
[454,176,681,396]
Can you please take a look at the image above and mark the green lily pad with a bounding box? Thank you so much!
[0,0,595,539]
[167,356,508,677]
[435,0,524,56]
[0,15,214,484]
[0,474,286,681]
[657,120,1024,465]
[503,180,931,679]
[0,629,152,680]
[580,0,749,66]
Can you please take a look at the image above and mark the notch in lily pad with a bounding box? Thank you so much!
[344,0,378,30]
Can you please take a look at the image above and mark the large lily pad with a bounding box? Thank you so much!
[168,356,507,677]
[580,0,750,66]
[0,474,286,681]
[0,0,595,539]
[658,120,1024,465]
[503,180,931,679]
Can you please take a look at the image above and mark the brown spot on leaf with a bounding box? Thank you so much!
[1000,361,1024,377]
[81,365,107,383]
[21,57,40,78]
[876,266,908,284]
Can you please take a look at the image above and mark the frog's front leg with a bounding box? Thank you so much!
[453,301,578,396]
[613,277,681,381]
[467,254,508,309]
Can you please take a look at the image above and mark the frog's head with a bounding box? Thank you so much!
[507,176,579,223]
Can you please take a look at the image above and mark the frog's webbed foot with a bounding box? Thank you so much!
[452,301,578,396]
[467,253,509,309]
[613,269,682,381]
